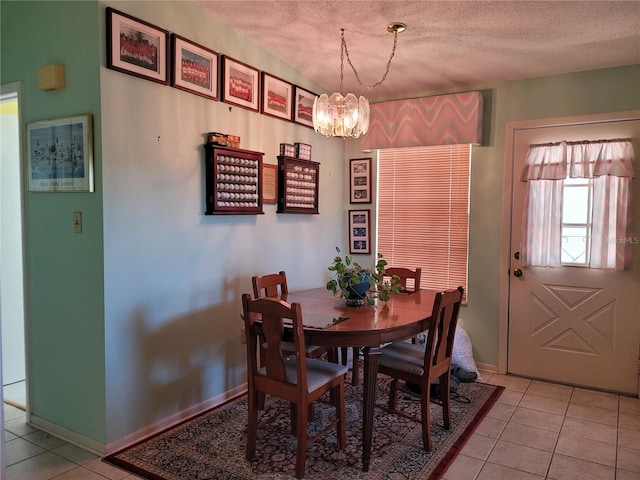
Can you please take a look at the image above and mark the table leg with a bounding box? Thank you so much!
[361,345,381,472]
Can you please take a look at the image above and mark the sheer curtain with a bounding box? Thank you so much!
[520,139,635,270]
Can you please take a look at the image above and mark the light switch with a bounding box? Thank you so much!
[73,211,82,233]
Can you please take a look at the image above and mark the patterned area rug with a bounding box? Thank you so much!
[104,373,503,480]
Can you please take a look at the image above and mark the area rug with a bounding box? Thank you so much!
[104,373,503,480]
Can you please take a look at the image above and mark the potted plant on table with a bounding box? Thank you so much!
[326,247,402,306]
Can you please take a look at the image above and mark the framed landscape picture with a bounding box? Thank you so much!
[293,86,316,128]
[171,34,219,100]
[350,157,372,203]
[106,7,169,85]
[261,72,293,121]
[222,56,260,112]
[349,209,371,254]
[27,114,94,192]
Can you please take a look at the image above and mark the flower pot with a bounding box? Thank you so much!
[343,272,371,306]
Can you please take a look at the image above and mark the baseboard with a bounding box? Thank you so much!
[106,382,248,454]
[29,383,248,457]
[476,362,498,374]
[29,415,106,456]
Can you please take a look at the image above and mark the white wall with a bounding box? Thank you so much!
[100,1,346,443]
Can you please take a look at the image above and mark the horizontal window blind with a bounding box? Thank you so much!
[378,145,470,298]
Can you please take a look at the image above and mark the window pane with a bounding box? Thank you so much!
[563,185,589,224]
[561,226,588,264]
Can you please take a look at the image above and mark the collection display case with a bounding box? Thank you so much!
[204,144,264,215]
[277,156,319,214]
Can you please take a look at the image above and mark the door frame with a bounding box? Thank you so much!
[498,109,640,380]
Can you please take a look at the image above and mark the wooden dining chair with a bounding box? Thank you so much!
[252,271,328,360]
[344,266,423,386]
[377,286,464,451]
[242,294,347,479]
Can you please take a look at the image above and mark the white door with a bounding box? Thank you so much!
[506,112,640,395]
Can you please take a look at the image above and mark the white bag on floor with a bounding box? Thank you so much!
[452,320,481,380]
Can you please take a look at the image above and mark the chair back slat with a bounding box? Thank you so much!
[252,271,288,298]
[423,286,464,370]
[242,294,307,388]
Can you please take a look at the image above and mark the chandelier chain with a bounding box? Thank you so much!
[340,29,398,91]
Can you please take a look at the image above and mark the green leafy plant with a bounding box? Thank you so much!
[326,247,402,305]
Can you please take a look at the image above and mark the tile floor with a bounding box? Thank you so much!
[3,372,640,479]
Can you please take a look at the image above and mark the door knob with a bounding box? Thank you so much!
[513,268,523,277]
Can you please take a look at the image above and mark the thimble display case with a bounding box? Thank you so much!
[204,144,264,215]
[277,156,319,214]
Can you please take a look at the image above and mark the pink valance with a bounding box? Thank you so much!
[360,91,483,150]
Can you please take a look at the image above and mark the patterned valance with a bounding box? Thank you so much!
[360,91,483,150]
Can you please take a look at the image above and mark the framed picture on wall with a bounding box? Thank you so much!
[349,209,371,254]
[27,114,94,192]
[222,56,260,112]
[293,86,317,128]
[106,7,169,85]
[261,73,293,121]
[171,34,219,100]
[262,163,278,204]
[350,157,372,203]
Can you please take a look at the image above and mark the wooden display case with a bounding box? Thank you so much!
[277,156,319,214]
[205,144,264,215]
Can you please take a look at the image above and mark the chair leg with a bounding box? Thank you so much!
[388,378,399,410]
[295,401,309,479]
[441,374,452,430]
[246,388,259,460]
[335,382,346,449]
[421,382,433,451]
[351,347,360,386]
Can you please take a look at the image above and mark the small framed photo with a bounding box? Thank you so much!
[350,157,372,204]
[261,73,293,121]
[293,86,317,128]
[222,56,260,112]
[27,114,94,192]
[106,7,169,85]
[349,209,371,254]
[171,34,219,100]
[262,163,278,204]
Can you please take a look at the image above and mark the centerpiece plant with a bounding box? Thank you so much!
[326,247,402,305]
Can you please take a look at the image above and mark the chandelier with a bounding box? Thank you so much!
[312,23,406,139]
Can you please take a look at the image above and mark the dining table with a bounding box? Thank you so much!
[278,286,438,472]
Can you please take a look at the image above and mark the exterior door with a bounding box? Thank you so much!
[506,112,640,395]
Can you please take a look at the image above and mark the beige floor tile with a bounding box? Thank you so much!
[476,461,545,480]
[499,422,559,452]
[619,427,640,451]
[3,405,26,422]
[618,445,640,473]
[565,402,618,426]
[617,469,640,480]
[554,433,616,466]
[620,396,640,416]
[620,412,640,432]
[50,443,99,465]
[5,437,46,466]
[486,401,516,421]
[560,416,617,445]
[48,465,112,480]
[5,452,76,480]
[23,431,66,451]
[4,417,39,437]
[473,416,507,439]
[441,453,484,480]
[487,376,532,393]
[458,433,497,460]
[519,393,569,416]
[83,458,131,479]
[510,406,565,432]
[526,381,573,401]
[487,439,552,476]
[570,388,619,411]
[547,453,615,480]
[496,389,524,406]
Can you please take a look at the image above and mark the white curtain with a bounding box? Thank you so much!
[520,139,635,270]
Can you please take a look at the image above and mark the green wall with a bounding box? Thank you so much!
[1,1,106,442]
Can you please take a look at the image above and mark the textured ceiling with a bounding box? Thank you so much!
[195,0,640,101]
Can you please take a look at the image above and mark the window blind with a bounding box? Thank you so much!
[378,145,471,297]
